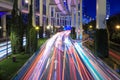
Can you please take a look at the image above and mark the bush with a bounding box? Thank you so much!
[95,29,109,58]
[112,33,120,44]
[25,27,37,54]
[10,24,23,53]
[29,27,37,53]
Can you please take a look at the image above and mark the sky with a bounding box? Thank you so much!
[109,0,120,15]
[1,0,120,19]
[84,0,120,19]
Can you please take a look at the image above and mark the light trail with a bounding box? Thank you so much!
[20,31,120,80]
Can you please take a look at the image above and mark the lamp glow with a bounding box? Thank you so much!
[25,0,28,3]
[47,25,50,30]
[89,25,93,29]
[116,25,120,30]
[0,26,2,29]
[35,26,39,30]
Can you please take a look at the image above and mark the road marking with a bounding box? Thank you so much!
[54,59,58,70]
[46,58,51,69]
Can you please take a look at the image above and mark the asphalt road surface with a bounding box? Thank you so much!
[21,30,120,80]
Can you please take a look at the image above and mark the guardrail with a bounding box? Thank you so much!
[110,41,120,54]
[0,0,13,4]
[0,37,26,60]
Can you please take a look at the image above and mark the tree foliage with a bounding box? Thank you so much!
[95,29,109,58]
[107,13,120,44]
[25,0,37,54]
[85,13,120,44]
[10,0,23,53]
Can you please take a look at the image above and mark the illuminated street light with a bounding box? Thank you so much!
[35,26,39,38]
[46,25,52,38]
[46,25,50,30]
[89,25,93,29]
[35,26,39,30]
[116,25,120,30]
[25,0,28,3]
[51,26,53,29]
[0,26,2,29]
[106,15,109,20]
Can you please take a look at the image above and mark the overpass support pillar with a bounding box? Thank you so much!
[28,0,36,26]
[95,0,109,58]
[39,0,43,38]
[68,16,71,26]
[60,16,62,26]
[39,0,43,27]
[71,6,75,27]
[46,0,50,25]
[45,0,50,37]
[76,0,79,39]
[49,5,52,26]
[63,17,65,26]
[55,12,57,26]
[55,12,60,26]
[32,0,35,27]
[58,13,61,26]
[51,5,56,33]
[60,16,63,26]
[1,15,6,38]
[18,0,22,10]
[80,0,83,40]
[76,0,83,40]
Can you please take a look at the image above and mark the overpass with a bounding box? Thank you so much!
[1,0,119,79]
[0,0,109,57]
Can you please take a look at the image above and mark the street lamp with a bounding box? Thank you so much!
[46,25,50,30]
[51,25,53,33]
[46,25,51,38]
[35,26,39,30]
[89,25,93,29]
[47,25,53,33]
[116,25,120,30]
[35,26,40,38]
[25,0,28,3]
[0,26,2,29]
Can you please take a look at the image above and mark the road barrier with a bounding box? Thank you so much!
[0,37,26,60]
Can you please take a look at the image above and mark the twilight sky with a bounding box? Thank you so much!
[84,0,120,18]
[1,0,120,19]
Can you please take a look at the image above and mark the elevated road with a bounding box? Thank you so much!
[20,31,120,80]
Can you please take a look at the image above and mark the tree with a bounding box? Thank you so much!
[25,0,37,54]
[10,0,23,53]
[107,13,120,43]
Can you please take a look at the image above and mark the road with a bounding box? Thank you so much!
[109,50,120,61]
[21,30,120,80]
